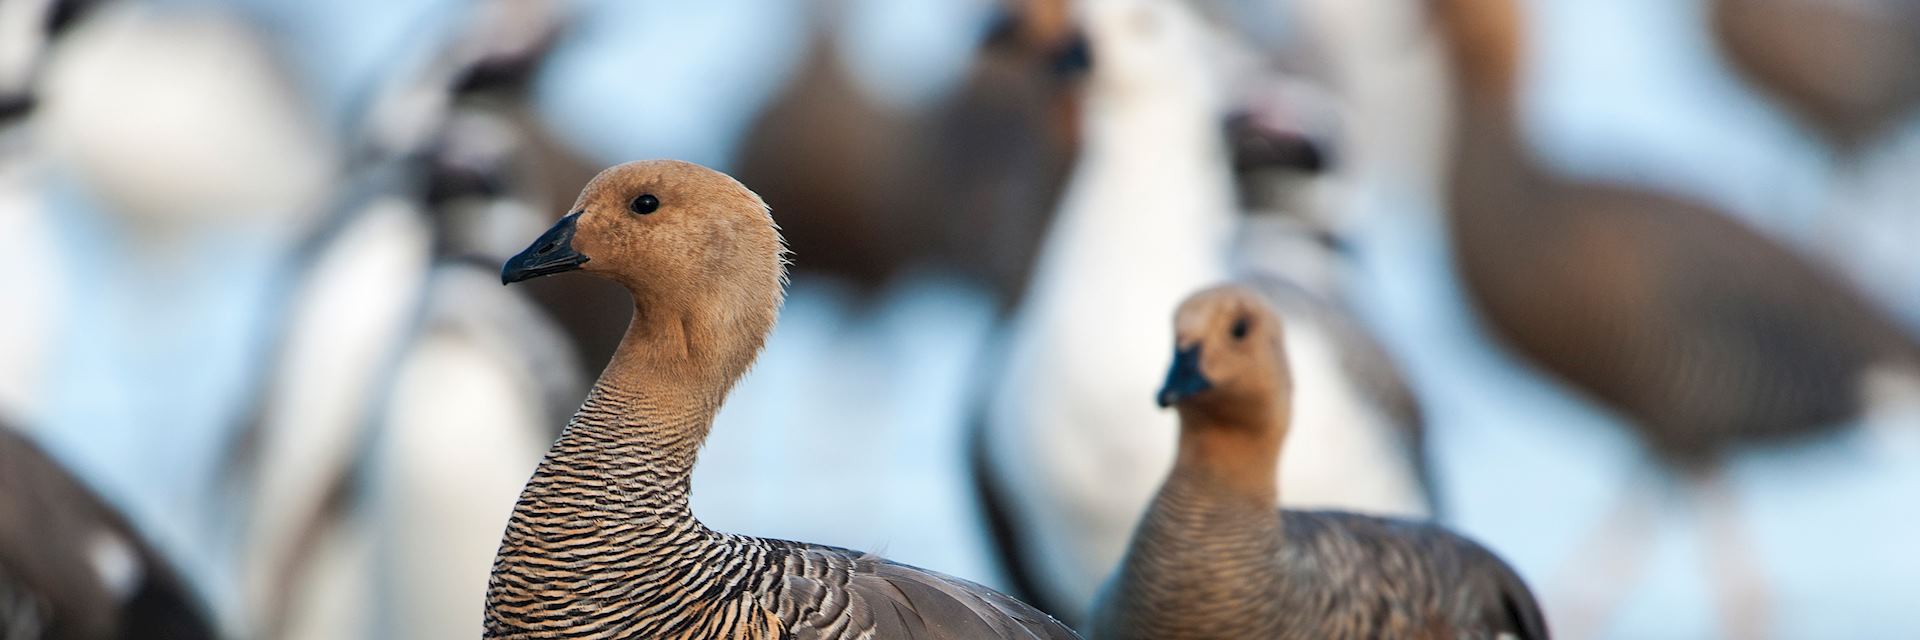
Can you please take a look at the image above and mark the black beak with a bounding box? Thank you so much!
[501,211,588,284]
[1156,344,1213,408]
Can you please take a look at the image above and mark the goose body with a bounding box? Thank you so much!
[485,160,1075,640]
[487,384,1073,640]
[1097,502,1544,640]
[1090,286,1545,640]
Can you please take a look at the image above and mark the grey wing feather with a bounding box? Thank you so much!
[779,545,1080,640]
[1287,511,1548,640]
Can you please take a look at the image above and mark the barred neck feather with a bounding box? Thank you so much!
[483,296,785,639]
[1096,468,1288,640]
[485,380,779,638]
[1093,364,1294,638]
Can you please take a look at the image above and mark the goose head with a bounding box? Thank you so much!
[502,160,785,384]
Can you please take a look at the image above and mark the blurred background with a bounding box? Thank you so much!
[0,0,1916,638]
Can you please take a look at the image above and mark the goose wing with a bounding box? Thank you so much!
[768,544,1080,640]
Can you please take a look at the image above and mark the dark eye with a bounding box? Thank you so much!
[629,194,660,214]
[1231,317,1250,340]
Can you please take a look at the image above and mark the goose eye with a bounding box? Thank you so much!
[1231,317,1250,340]
[629,194,660,215]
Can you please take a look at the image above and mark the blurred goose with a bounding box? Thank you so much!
[0,425,215,640]
[1711,0,1920,151]
[487,160,1076,639]
[1091,285,1546,640]
[732,0,1085,307]
[1431,0,1920,633]
[976,0,1433,624]
[731,19,921,295]
[917,0,1087,306]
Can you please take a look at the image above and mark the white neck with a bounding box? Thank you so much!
[1036,83,1238,286]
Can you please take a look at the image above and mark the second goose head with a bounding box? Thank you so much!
[1157,285,1293,427]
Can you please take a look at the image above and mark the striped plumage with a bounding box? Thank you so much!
[1090,285,1546,640]
[486,353,1071,640]
[485,160,1076,640]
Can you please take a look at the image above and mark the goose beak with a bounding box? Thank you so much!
[1156,344,1213,407]
[502,211,588,284]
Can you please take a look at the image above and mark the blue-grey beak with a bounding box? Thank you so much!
[502,211,588,284]
[1156,344,1213,407]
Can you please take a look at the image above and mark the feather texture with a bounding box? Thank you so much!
[1089,286,1544,640]
[485,160,1075,640]
[484,383,1076,640]
[1093,476,1546,640]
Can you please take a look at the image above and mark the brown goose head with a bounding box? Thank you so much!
[1158,285,1293,431]
[503,160,786,384]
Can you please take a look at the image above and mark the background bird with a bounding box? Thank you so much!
[732,0,1086,309]
[1429,0,1920,634]
[1091,284,1544,640]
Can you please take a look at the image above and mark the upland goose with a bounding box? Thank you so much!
[487,159,1076,639]
[1089,285,1546,640]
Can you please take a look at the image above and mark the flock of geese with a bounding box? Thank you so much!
[1,0,1918,637]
